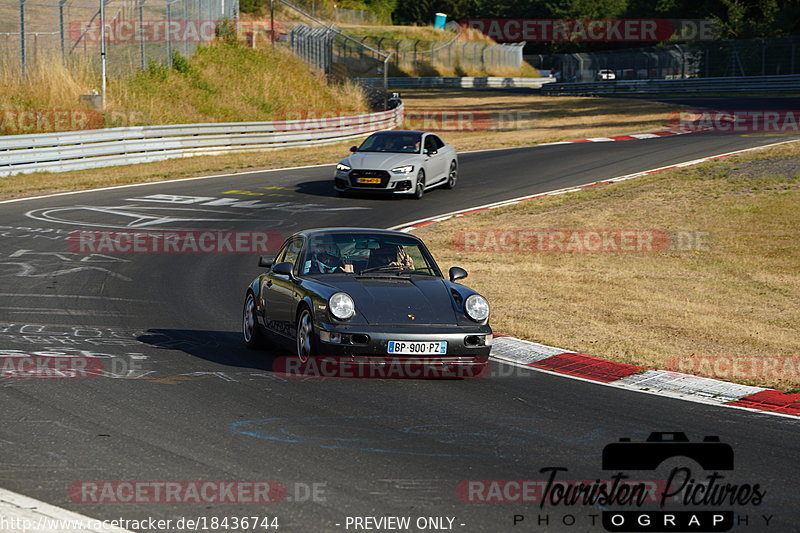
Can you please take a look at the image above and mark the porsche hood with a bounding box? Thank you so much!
[321,275,459,325]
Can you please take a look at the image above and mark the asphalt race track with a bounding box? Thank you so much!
[1,131,799,532]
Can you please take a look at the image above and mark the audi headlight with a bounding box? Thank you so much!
[329,292,355,320]
[336,163,351,172]
[465,294,490,322]
[390,165,414,174]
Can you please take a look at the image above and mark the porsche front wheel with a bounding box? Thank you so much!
[296,307,317,363]
[243,292,264,349]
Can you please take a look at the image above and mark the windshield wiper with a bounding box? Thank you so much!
[357,265,413,275]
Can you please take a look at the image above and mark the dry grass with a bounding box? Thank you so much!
[415,141,800,390]
[108,42,367,125]
[340,24,464,43]
[400,89,677,151]
[0,53,98,111]
[0,41,368,132]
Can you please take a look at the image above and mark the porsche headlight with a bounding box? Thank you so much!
[329,292,355,320]
[336,163,351,172]
[390,165,414,174]
[465,294,490,322]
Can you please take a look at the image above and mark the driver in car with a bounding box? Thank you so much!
[304,242,353,274]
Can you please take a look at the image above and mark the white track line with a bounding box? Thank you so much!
[0,487,132,532]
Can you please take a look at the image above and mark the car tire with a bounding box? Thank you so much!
[296,306,317,363]
[243,292,265,349]
[443,160,457,189]
[413,169,425,199]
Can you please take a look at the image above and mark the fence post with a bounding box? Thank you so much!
[182,0,188,55]
[100,0,107,107]
[19,0,26,75]
[167,0,173,66]
[59,0,67,63]
[270,0,274,44]
[138,0,145,69]
[383,52,390,105]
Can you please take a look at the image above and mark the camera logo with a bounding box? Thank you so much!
[602,432,734,471]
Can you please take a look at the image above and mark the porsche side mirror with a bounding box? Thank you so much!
[449,266,468,282]
[272,261,294,277]
[349,146,358,153]
[258,256,273,269]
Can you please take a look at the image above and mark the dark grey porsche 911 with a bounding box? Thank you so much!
[242,228,492,374]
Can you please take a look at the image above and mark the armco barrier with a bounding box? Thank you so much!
[541,74,800,96]
[357,76,555,89]
[0,105,404,177]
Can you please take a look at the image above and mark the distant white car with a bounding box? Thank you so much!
[334,130,458,199]
[596,69,616,81]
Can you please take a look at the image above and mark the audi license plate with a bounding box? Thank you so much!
[357,177,381,184]
[387,341,447,355]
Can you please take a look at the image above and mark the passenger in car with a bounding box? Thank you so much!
[367,245,415,270]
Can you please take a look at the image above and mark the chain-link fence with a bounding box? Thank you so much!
[290,24,389,108]
[275,0,389,108]
[0,0,237,77]
[527,35,800,82]
[355,35,524,75]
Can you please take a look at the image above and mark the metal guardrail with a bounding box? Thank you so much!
[357,77,555,89]
[0,105,404,177]
[541,75,800,96]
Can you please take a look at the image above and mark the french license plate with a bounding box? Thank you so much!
[387,341,447,355]
[357,177,381,184]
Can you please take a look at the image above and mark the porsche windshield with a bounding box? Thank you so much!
[300,233,440,276]
[356,133,422,154]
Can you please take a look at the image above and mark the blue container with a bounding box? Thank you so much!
[434,12,447,30]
